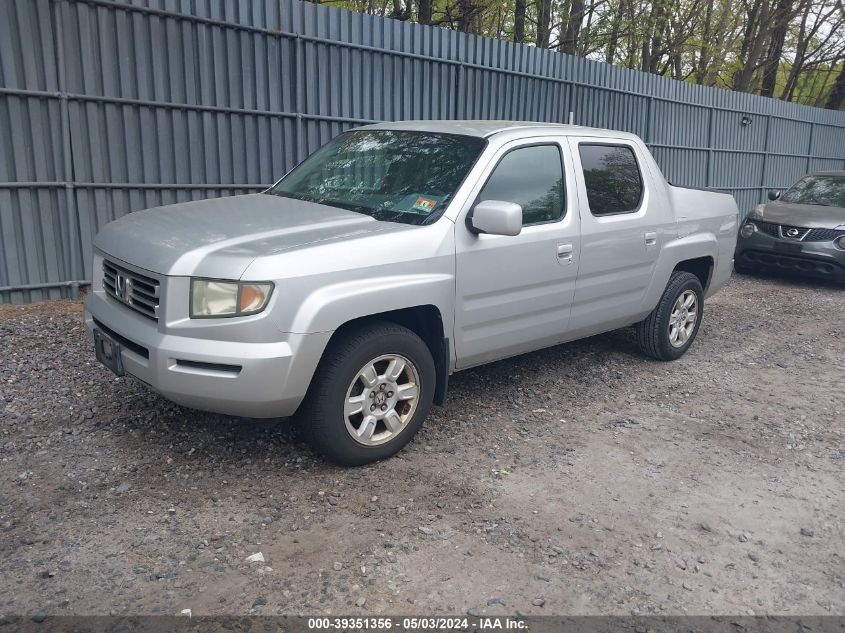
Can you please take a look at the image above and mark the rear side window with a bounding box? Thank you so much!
[579,144,643,216]
[478,145,564,225]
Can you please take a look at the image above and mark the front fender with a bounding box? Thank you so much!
[286,273,455,335]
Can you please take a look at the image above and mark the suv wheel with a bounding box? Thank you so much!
[636,271,704,361]
[297,321,435,466]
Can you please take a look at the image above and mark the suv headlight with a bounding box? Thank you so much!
[190,279,273,318]
[740,222,757,238]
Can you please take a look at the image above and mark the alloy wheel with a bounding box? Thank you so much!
[343,354,420,446]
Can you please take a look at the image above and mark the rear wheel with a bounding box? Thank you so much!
[296,321,435,466]
[636,271,704,361]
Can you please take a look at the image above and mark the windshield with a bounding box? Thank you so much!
[268,130,487,225]
[781,175,845,208]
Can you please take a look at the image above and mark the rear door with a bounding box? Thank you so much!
[454,138,581,369]
[566,138,666,336]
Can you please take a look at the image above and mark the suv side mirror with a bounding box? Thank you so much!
[767,189,781,201]
[470,200,522,236]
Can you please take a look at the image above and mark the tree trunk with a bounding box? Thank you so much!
[693,0,714,84]
[604,4,622,64]
[560,0,585,55]
[457,0,476,33]
[513,0,526,43]
[624,0,637,68]
[825,64,845,110]
[641,1,668,74]
[389,0,410,20]
[535,0,553,48]
[577,0,598,56]
[417,0,432,24]
[759,0,794,98]
[732,0,771,92]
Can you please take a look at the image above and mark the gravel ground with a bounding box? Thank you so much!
[1,273,843,618]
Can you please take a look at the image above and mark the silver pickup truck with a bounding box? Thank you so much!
[85,121,738,465]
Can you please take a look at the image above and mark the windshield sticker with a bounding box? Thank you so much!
[412,196,438,212]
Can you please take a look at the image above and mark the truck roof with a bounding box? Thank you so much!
[360,119,641,141]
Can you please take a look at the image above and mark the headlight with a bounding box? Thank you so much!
[836,235,845,250]
[190,279,273,318]
[740,222,757,238]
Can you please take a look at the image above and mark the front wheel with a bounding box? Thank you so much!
[296,321,436,466]
[636,271,704,361]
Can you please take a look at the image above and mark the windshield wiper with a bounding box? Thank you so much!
[319,199,376,217]
[268,191,375,216]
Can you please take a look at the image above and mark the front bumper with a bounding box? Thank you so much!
[735,228,845,282]
[83,288,331,418]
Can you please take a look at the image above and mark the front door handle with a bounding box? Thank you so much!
[557,243,573,264]
[644,231,658,247]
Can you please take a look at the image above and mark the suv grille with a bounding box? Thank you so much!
[102,260,160,320]
[778,224,811,240]
[753,221,845,243]
[755,220,780,238]
[804,227,845,242]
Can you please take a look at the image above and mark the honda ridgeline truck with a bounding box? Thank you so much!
[85,121,739,465]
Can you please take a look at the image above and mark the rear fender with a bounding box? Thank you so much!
[640,233,718,314]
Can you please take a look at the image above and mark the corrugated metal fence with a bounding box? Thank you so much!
[2,0,845,303]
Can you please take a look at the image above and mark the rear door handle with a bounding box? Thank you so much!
[557,242,573,264]
[644,231,658,247]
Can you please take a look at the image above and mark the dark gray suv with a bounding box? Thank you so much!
[735,171,845,283]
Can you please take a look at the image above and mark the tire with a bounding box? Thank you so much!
[636,271,704,361]
[296,321,436,466]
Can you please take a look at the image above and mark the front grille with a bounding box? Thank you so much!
[778,224,811,240]
[102,260,160,321]
[804,227,845,242]
[753,221,844,243]
[754,220,780,237]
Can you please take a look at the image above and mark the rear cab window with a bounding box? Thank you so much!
[578,144,644,216]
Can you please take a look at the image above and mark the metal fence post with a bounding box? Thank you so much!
[52,0,80,291]
[453,62,463,120]
[760,114,771,204]
[806,122,814,174]
[295,33,304,163]
[705,107,714,187]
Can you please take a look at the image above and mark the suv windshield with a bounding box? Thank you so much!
[268,130,487,225]
[781,175,845,208]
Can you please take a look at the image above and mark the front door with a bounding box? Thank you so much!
[454,140,581,369]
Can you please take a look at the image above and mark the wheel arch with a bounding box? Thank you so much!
[640,233,718,314]
[673,255,714,292]
[317,305,450,406]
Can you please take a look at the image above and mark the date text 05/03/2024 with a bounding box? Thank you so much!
[306,617,528,630]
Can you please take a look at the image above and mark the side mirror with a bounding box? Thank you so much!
[470,200,522,236]
[767,189,781,201]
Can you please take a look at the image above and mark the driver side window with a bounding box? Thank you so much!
[478,144,565,225]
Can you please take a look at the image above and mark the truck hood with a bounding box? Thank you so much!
[755,201,845,229]
[94,193,402,278]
